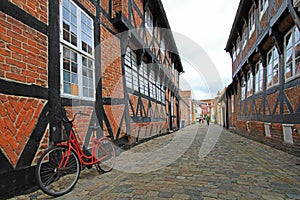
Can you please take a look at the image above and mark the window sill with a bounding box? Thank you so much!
[61,93,95,102]
[285,73,300,83]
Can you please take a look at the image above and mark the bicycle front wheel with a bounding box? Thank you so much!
[35,146,81,196]
[95,137,116,173]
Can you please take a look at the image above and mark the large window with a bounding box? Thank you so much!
[61,0,95,99]
[247,70,253,97]
[145,9,153,34]
[284,27,300,80]
[255,61,263,93]
[125,47,138,91]
[267,47,279,88]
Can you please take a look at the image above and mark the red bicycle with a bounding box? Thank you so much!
[35,112,116,196]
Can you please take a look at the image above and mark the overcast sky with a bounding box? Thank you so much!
[161,0,240,99]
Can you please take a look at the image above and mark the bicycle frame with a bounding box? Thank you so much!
[57,128,111,169]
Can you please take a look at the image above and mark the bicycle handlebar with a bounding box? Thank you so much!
[63,112,89,123]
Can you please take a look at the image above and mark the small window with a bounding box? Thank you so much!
[248,6,255,37]
[172,62,175,75]
[232,46,236,61]
[161,38,165,55]
[284,27,300,81]
[241,77,246,100]
[145,9,153,34]
[247,70,253,97]
[242,26,247,49]
[255,61,263,93]
[267,47,279,88]
[236,38,240,56]
[259,0,268,19]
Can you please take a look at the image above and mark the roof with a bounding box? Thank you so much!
[225,0,256,52]
[150,0,184,72]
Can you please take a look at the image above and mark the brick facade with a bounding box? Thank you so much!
[225,0,300,157]
[0,0,183,198]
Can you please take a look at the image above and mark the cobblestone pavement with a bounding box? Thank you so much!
[10,124,300,200]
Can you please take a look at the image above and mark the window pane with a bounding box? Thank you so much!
[71,84,79,95]
[62,0,77,45]
[71,63,77,73]
[83,88,88,97]
[64,83,71,94]
[83,76,88,87]
[72,73,78,84]
[285,32,293,79]
[63,71,70,82]
[81,12,93,55]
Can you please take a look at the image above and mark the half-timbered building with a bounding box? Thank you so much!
[0,0,183,197]
[225,0,300,156]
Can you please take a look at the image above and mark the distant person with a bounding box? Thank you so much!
[206,116,210,126]
[201,117,204,124]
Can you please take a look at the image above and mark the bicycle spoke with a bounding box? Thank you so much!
[43,173,57,187]
[36,147,80,196]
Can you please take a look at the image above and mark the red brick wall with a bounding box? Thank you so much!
[0,94,46,167]
[8,0,48,24]
[0,12,48,87]
[113,0,128,18]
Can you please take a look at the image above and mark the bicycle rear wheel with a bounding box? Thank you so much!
[95,137,116,173]
[35,146,80,196]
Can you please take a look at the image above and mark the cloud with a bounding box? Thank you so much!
[161,0,240,99]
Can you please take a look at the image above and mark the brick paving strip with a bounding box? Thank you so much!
[9,124,300,200]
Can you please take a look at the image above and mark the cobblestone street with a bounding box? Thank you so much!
[10,124,300,200]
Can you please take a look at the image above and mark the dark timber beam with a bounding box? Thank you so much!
[272,27,284,55]
[258,46,267,68]
[48,0,62,143]
[247,58,256,76]
[287,0,300,30]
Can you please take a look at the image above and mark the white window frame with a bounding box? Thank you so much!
[232,46,236,61]
[248,6,255,38]
[60,0,95,100]
[145,9,153,34]
[242,26,247,49]
[172,62,175,75]
[241,77,246,100]
[255,61,263,93]
[284,26,300,81]
[247,70,253,97]
[267,47,279,88]
[236,38,241,56]
[259,0,269,20]
[161,38,165,55]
